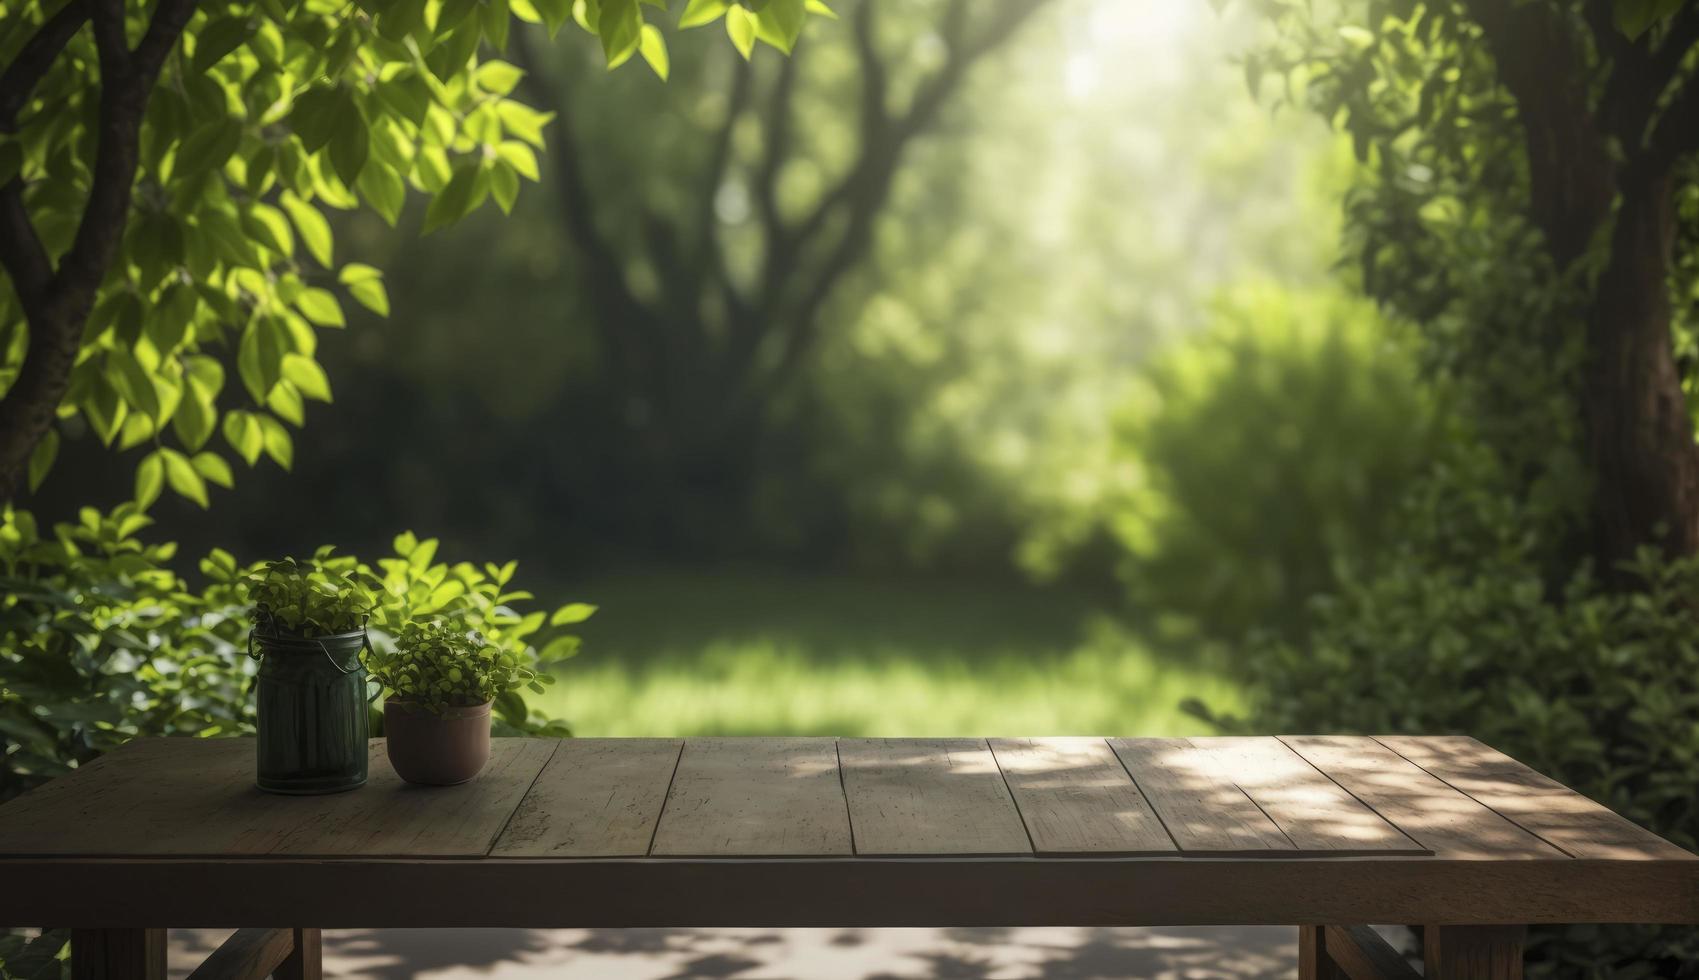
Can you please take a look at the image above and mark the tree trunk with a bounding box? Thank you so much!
[1584,170,1699,572]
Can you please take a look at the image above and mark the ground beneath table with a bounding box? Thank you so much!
[172,926,1301,979]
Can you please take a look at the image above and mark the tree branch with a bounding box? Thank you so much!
[512,28,662,391]
[751,0,1050,401]
[0,0,88,132]
[0,0,198,500]
[753,51,797,247]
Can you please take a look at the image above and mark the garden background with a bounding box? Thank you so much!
[4,0,1699,974]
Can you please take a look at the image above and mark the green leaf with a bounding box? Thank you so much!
[550,602,597,625]
[161,447,210,507]
[496,101,554,147]
[638,23,669,79]
[356,161,407,226]
[490,159,520,212]
[259,414,294,470]
[135,451,165,510]
[803,0,835,18]
[108,350,162,421]
[496,140,540,180]
[237,317,285,404]
[680,0,730,28]
[754,0,804,53]
[192,451,235,488]
[267,380,305,425]
[423,161,482,233]
[172,372,216,450]
[280,191,333,267]
[283,352,333,401]
[598,0,644,67]
[724,4,756,59]
[223,410,264,465]
[28,428,58,492]
[297,287,345,327]
[242,202,294,258]
[330,104,370,185]
[340,263,391,315]
[193,16,256,74]
[174,118,242,177]
[474,60,526,95]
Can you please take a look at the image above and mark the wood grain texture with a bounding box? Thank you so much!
[10,857,1696,928]
[1109,737,1295,853]
[1281,737,1563,860]
[1299,926,1350,980]
[649,738,852,856]
[276,928,322,980]
[71,928,165,980]
[493,738,682,857]
[266,738,558,856]
[1194,738,1426,854]
[841,738,1032,855]
[1423,925,1524,980]
[184,927,295,980]
[0,738,558,857]
[1378,735,1695,861]
[1322,925,1421,980]
[988,737,1175,854]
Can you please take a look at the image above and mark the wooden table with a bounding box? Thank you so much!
[0,736,1694,979]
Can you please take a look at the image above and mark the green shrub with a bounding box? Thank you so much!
[1105,283,1438,639]
[0,506,587,806]
[1194,474,1699,976]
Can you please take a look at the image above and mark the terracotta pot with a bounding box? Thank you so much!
[383,698,492,786]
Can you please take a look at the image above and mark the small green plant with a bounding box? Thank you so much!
[368,617,555,713]
[245,554,377,638]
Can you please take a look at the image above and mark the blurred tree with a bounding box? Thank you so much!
[506,0,1050,528]
[1256,0,1699,575]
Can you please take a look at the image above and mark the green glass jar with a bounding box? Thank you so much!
[251,629,371,794]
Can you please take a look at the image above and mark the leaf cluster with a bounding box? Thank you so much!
[367,615,554,712]
[244,553,377,638]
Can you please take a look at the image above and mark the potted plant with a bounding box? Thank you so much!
[245,556,377,795]
[367,616,550,785]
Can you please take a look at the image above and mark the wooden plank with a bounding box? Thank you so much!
[10,856,1698,928]
[1323,925,1421,980]
[276,929,322,980]
[988,737,1174,854]
[841,738,1032,856]
[1282,736,1563,860]
[1423,925,1524,979]
[185,928,295,980]
[267,738,558,856]
[1379,735,1695,861]
[493,738,682,857]
[72,928,165,980]
[0,739,329,856]
[1108,737,1294,853]
[1193,738,1426,854]
[649,738,851,856]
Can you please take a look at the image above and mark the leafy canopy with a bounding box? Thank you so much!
[1,0,829,506]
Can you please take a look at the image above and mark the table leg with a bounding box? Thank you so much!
[1423,925,1525,980]
[71,928,166,980]
[275,927,323,980]
[1298,926,1349,979]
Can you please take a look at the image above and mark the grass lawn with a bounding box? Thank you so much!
[531,567,1243,737]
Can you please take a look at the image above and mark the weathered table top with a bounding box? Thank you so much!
[0,735,1694,928]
